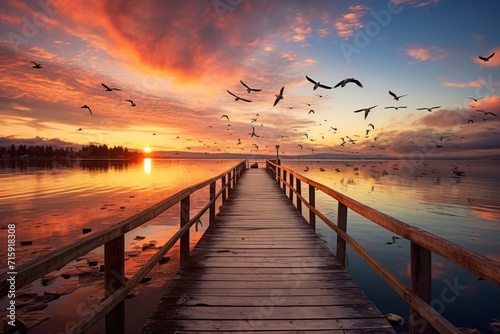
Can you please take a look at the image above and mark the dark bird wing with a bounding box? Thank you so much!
[389,90,397,99]
[227,90,237,98]
[101,83,111,90]
[368,123,375,129]
[240,80,250,89]
[318,83,332,89]
[333,79,344,88]
[351,78,363,87]
[279,86,285,95]
[305,76,317,84]
[239,96,252,102]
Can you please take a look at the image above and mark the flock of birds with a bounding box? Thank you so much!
[28,51,498,156]
[214,51,498,156]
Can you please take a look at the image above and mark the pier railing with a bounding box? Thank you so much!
[266,160,500,334]
[0,159,247,334]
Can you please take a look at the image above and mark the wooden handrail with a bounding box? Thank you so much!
[266,160,500,334]
[0,159,247,334]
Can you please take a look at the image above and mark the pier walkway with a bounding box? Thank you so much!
[141,168,396,333]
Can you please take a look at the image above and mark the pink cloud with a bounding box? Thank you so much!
[440,79,484,88]
[390,0,440,7]
[335,5,370,39]
[406,46,449,63]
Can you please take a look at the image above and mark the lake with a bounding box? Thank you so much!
[0,158,499,333]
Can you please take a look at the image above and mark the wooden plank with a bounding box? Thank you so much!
[141,168,395,333]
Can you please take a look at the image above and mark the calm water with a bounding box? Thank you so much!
[0,158,499,333]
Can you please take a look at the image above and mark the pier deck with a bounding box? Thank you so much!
[141,168,396,333]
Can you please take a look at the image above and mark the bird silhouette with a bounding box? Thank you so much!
[334,78,363,88]
[478,53,495,62]
[249,127,260,137]
[305,76,332,90]
[101,83,121,91]
[417,106,441,112]
[227,90,252,102]
[388,90,407,101]
[308,109,315,114]
[476,109,497,117]
[81,105,92,115]
[467,97,483,102]
[273,86,284,106]
[30,61,42,69]
[221,114,230,122]
[353,105,377,119]
[240,80,262,93]
[125,99,136,107]
[385,106,407,110]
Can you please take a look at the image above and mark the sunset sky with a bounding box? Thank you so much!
[1,0,499,158]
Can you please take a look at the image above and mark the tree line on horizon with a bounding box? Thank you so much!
[0,144,143,160]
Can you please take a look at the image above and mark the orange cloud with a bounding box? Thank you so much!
[335,5,370,39]
[406,46,449,63]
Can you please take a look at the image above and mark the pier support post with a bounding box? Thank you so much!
[289,174,294,201]
[283,170,287,193]
[309,184,316,229]
[222,176,227,205]
[296,179,302,214]
[410,243,431,334]
[180,195,190,265]
[209,181,216,225]
[337,202,347,267]
[104,236,125,334]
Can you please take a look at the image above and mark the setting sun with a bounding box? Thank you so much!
[144,147,152,153]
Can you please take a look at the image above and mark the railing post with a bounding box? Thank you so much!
[337,202,347,267]
[283,170,287,193]
[410,243,431,334]
[209,181,216,225]
[232,168,236,189]
[296,179,302,214]
[222,175,227,205]
[104,236,125,334]
[180,195,190,265]
[289,174,294,201]
[309,184,315,229]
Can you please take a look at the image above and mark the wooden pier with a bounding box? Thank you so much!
[141,168,396,333]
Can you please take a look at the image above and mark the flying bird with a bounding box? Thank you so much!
[305,76,332,90]
[385,106,407,110]
[101,83,121,91]
[417,106,441,112]
[308,109,315,114]
[475,109,497,117]
[227,90,252,102]
[273,86,285,106]
[221,114,230,122]
[388,90,407,101]
[81,105,92,115]
[353,105,377,120]
[467,97,483,102]
[30,61,42,69]
[125,99,136,107]
[297,144,303,150]
[249,127,260,137]
[77,128,82,131]
[240,80,262,93]
[334,78,363,88]
[368,124,375,129]
[478,53,495,62]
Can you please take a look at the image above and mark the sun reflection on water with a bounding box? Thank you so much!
[143,158,152,175]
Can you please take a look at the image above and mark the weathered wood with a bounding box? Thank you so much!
[141,169,394,333]
[309,184,315,229]
[221,175,227,205]
[104,236,125,334]
[296,178,302,214]
[180,195,190,265]
[337,202,348,267]
[289,173,294,201]
[209,181,215,225]
[410,242,431,334]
